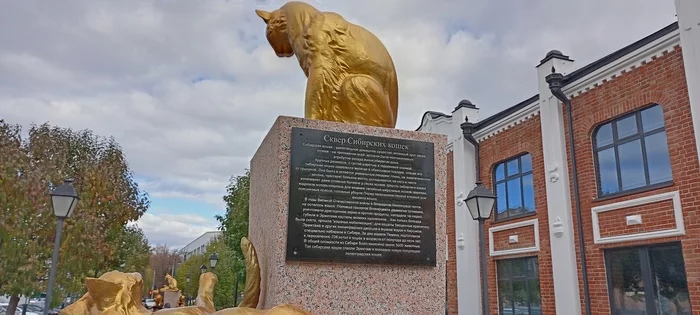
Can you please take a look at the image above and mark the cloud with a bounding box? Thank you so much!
[0,0,677,244]
[132,212,218,249]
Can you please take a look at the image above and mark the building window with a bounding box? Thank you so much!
[494,153,535,220]
[497,257,541,315]
[594,104,672,196]
[605,243,691,314]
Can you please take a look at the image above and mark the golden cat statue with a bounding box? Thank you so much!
[255,1,399,128]
[163,274,178,291]
[60,237,309,315]
[59,271,153,315]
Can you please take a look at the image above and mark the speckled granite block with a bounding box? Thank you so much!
[162,291,180,308]
[249,116,447,315]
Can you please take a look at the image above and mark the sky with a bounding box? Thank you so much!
[0,0,677,249]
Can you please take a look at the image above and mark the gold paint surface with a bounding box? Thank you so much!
[238,237,260,309]
[59,271,153,315]
[256,1,399,128]
[163,274,178,291]
[60,238,308,315]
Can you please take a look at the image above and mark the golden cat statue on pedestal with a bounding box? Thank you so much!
[163,274,178,291]
[255,1,399,128]
[60,238,308,315]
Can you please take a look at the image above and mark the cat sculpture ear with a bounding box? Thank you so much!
[255,10,272,24]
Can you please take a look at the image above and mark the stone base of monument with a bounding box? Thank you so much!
[249,116,447,314]
[162,291,180,308]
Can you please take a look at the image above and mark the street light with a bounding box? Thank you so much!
[233,270,244,306]
[185,274,191,306]
[209,253,218,270]
[44,179,80,315]
[465,181,496,315]
[200,264,207,274]
[465,182,496,221]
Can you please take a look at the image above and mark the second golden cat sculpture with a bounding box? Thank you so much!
[255,1,399,128]
[60,237,309,315]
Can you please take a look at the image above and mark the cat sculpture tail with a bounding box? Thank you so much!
[238,237,261,308]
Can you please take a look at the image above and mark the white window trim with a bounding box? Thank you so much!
[591,190,685,244]
[489,218,540,256]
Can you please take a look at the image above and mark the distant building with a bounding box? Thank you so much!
[180,231,222,260]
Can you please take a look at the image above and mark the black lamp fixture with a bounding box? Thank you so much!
[209,253,218,270]
[50,179,80,219]
[465,181,496,221]
[200,264,207,274]
[186,274,191,283]
[44,179,80,315]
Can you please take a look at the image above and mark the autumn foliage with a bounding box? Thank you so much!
[0,120,151,311]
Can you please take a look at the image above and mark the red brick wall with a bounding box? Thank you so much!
[478,116,556,314]
[492,224,537,252]
[446,151,458,315]
[597,199,676,238]
[564,45,700,314]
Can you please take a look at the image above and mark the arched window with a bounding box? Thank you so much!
[494,153,535,220]
[593,104,672,196]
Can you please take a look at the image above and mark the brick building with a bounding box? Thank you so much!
[417,1,700,314]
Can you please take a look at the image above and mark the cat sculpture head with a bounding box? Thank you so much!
[164,273,177,290]
[255,8,293,58]
[255,2,322,58]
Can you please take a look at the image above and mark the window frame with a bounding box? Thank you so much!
[592,104,672,198]
[493,153,536,221]
[604,242,692,315]
[496,256,541,315]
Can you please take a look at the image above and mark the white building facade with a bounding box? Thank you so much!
[180,231,222,261]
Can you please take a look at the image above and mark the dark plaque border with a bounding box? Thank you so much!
[286,127,436,266]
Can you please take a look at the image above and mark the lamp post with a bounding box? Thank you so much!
[209,253,218,271]
[233,271,243,306]
[185,274,191,305]
[461,113,498,315]
[200,264,207,274]
[44,179,80,315]
[465,181,496,315]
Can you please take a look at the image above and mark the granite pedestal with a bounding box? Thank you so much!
[249,116,447,314]
[162,291,180,308]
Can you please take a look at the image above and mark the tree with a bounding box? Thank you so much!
[116,226,151,275]
[0,121,150,314]
[174,254,205,304]
[0,121,50,313]
[175,239,237,309]
[215,170,250,305]
[205,240,237,310]
[148,245,181,291]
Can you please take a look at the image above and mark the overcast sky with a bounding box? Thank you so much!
[0,0,677,248]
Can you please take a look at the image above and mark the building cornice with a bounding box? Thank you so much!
[473,99,540,142]
[564,26,680,97]
[416,111,452,132]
